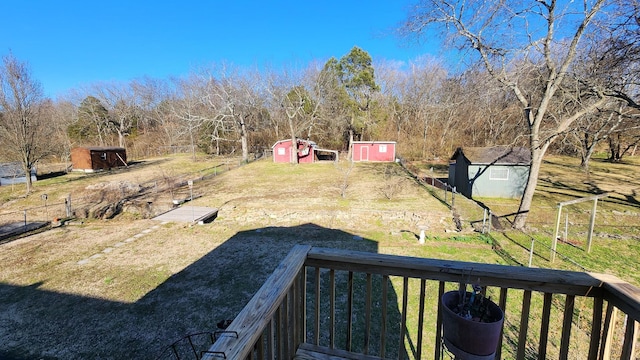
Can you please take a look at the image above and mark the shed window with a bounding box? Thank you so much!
[100,152,107,161]
[489,167,509,180]
[277,147,285,155]
[379,144,387,153]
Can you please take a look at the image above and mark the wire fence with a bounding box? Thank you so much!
[397,158,601,272]
[0,153,263,232]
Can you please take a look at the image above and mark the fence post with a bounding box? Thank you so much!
[587,199,598,253]
[23,210,27,227]
[552,204,562,263]
[528,238,535,267]
[451,187,456,209]
[482,209,487,234]
[65,195,72,217]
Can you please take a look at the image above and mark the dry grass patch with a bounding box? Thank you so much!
[1,157,502,359]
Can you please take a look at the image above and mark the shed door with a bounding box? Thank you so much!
[360,146,369,161]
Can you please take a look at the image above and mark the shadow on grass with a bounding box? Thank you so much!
[0,223,410,360]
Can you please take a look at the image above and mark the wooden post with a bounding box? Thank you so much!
[65,194,72,217]
[482,209,487,234]
[587,199,598,253]
[452,187,456,208]
[528,238,535,267]
[553,193,609,259]
[552,204,562,262]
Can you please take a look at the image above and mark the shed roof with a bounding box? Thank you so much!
[271,139,316,148]
[73,146,126,152]
[451,146,531,165]
[351,141,396,144]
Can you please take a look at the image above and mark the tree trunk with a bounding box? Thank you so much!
[347,128,354,161]
[23,164,33,195]
[290,136,298,164]
[513,147,544,229]
[240,117,249,163]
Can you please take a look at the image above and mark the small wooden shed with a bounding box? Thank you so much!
[71,147,127,172]
[272,139,316,163]
[351,141,396,162]
[272,139,338,163]
[448,146,531,199]
[0,162,37,186]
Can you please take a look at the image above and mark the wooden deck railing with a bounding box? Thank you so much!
[203,245,640,359]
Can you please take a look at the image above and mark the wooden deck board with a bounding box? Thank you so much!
[294,343,387,360]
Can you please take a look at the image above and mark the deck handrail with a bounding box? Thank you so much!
[203,245,640,359]
[202,244,311,359]
[305,247,609,297]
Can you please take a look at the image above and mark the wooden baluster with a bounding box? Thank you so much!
[538,292,553,358]
[600,303,616,360]
[346,271,354,351]
[330,269,336,349]
[380,275,389,358]
[588,296,603,360]
[314,266,321,346]
[416,279,427,360]
[559,294,575,360]
[516,290,532,359]
[399,277,409,360]
[620,316,638,360]
[434,281,445,360]
[364,273,372,355]
[496,287,508,360]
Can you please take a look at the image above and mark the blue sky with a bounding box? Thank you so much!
[1,1,442,98]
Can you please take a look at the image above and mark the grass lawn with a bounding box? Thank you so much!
[0,154,637,359]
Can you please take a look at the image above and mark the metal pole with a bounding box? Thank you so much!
[552,205,562,262]
[23,210,27,227]
[188,180,194,222]
[564,213,569,242]
[487,211,492,234]
[587,199,598,253]
[528,238,535,267]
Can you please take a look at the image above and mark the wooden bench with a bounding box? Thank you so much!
[294,343,387,360]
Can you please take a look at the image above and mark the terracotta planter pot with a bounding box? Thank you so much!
[441,291,504,357]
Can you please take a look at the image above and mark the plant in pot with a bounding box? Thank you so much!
[441,283,504,358]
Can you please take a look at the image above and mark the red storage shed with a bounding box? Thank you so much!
[272,139,316,163]
[71,147,128,172]
[351,141,396,162]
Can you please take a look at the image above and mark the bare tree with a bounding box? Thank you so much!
[206,66,263,163]
[264,68,321,164]
[92,82,140,149]
[169,75,209,160]
[401,0,638,228]
[131,77,182,154]
[0,53,52,193]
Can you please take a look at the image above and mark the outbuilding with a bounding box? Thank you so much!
[351,141,396,162]
[71,147,128,172]
[448,146,531,199]
[0,162,37,186]
[272,139,338,163]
